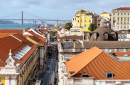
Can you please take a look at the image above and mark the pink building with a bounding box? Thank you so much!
[72,17,76,28]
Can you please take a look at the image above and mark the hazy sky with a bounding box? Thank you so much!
[0,0,129,21]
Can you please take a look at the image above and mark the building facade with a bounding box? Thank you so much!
[72,17,76,28]
[111,7,130,31]
[76,10,98,32]
[101,12,110,19]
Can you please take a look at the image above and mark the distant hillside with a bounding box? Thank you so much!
[0,20,17,24]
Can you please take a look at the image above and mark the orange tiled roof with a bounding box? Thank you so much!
[0,36,26,61]
[114,31,124,34]
[114,7,130,10]
[0,35,38,68]
[13,33,34,47]
[65,47,130,80]
[0,29,26,33]
[113,52,130,57]
[27,31,46,45]
[14,45,38,68]
[0,58,6,67]
[58,36,83,39]
[101,12,109,14]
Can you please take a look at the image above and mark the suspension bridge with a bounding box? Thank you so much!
[0,11,71,26]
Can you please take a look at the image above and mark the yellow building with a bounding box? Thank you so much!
[76,9,98,32]
[100,12,110,19]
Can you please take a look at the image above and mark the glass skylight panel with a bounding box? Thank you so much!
[12,45,32,60]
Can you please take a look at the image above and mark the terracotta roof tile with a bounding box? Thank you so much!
[59,36,83,39]
[14,45,38,68]
[0,29,26,33]
[101,12,109,14]
[114,7,130,10]
[65,47,130,80]
[0,58,6,67]
[113,52,130,57]
[0,36,26,61]
[13,33,34,47]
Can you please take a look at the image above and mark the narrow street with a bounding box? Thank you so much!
[39,45,58,85]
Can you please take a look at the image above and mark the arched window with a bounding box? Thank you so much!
[104,33,108,39]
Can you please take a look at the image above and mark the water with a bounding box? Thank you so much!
[0,24,35,29]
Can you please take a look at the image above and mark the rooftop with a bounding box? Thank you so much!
[65,47,130,80]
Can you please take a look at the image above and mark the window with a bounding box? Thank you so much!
[89,20,91,22]
[124,26,126,29]
[84,24,86,27]
[121,13,123,15]
[118,13,119,15]
[121,17,123,21]
[85,20,86,22]
[127,26,129,29]
[81,17,82,19]
[128,13,129,15]
[128,22,129,25]
[93,33,97,39]
[104,33,108,39]
[124,22,126,25]
[113,13,115,15]
[121,22,122,25]
[113,17,115,21]
[124,13,126,15]
[78,20,79,23]
[117,22,119,25]
[82,73,89,77]
[124,17,126,21]
[121,26,122,29]
[118,17,119,21]
[117,26,119,29]
[128,18,129,21]
[106,72,113,78]
[81,20,82,22]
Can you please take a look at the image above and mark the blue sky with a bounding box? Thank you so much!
[0,0,129,23]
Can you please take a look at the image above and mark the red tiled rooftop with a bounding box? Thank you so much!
[101,12,109,14]
[13,33,34,47]
[65,47,130,80]
[114,7,130,10]
[113,52,130,57]
[0,29,27,33]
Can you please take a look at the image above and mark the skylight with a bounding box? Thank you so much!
[12,45,31,60]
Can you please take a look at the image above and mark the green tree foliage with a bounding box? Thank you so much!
[128,29,130,32]
[52,31,57,36]
[65,22,72,30]
[88,23,95,31]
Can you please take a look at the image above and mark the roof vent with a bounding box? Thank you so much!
[124,54,128,57]
[66,59,70,61]
[106,72,113,78]
[82,73,89,77]
[69,71,75,74]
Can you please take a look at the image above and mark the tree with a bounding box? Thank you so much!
[88,23,95,31]
[52,31,57,36]
[128,29,130,32]
[65,22,72,30]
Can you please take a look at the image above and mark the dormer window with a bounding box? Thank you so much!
[82,73,89,77]
[103,33,108,39]
[106,72,113,78]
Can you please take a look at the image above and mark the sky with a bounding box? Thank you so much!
[0,0,130,24]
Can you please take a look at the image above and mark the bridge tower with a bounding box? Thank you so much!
[22,11,23,25]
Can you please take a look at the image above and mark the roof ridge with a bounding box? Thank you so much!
[68,47,103,77]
